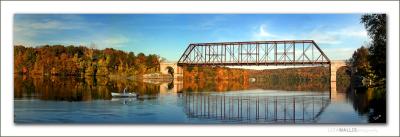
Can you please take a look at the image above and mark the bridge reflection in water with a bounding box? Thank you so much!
[183,93,330,123]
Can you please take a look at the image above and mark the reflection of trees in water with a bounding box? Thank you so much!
[167,81,174,90]
[14,75,161,101]
[183,79,249,92]
[336,67,351,93]
[14,75,111,101]
[346,88,386,123]
[182,66,352,92]
[14,75,35,99]
[107,78,159,96]
[183,78,329,92]
[250,78,329,91]
[336,66,386,123]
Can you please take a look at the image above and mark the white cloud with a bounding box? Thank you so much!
[248,23,369,60]
[323,48,356,60]
[18,35,132,49]
[252,24,278,40]
[30,20,65,30]
[308,33,341,45]
[335,26,368,38]
[15,19,87,33]
[13,15,104,47]
[90,35,130,49]
[307,26,368,45]
[258,24,275,37]
[103,35,129,47]
[251,24,368,45]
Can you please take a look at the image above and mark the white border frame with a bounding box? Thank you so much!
[1,1,399,136]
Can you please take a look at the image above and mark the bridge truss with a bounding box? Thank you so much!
[178,40,330,66]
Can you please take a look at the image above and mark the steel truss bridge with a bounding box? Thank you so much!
[171,40,346,100]
[178,40,330,66]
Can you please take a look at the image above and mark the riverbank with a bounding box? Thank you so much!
[15,72,174,84]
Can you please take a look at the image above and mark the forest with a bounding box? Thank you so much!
[14,44,349,83]
[248,67,330,82]
[182,66,349,84]
[348,14,386,91]
[181,66,351,93]
[182,66,249,81]
[14,45,161,77]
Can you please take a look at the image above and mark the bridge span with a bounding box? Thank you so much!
[177,40,330,66]
[160,40,347,99]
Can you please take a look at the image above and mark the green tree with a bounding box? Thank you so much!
[348,46,374,87]
[348,46,372,77]
[361,14,386,87]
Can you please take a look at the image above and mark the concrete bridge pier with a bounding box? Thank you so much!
[329,60,346,101]
[159,62,184,94]
[159,62,183,79]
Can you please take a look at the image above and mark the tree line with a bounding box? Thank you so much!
[14,45,162,77]
[248,66,331,83]
[183,66,249,81]
[344,13,386,123]
[348,14,386,90]
[182,65,343,84]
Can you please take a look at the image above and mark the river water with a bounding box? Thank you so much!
[13,75,385,124]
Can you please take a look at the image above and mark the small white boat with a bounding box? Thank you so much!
[111,92,137,98]
[111,87,137,98]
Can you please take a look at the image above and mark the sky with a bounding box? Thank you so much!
[14,14,370,62]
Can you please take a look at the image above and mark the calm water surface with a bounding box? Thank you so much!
[14,75,385,124]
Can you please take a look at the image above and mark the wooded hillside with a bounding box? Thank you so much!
[14,45,161,77]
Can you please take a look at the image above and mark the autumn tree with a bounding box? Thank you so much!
[14,45,162,77]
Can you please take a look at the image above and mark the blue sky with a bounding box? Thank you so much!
[14,14,369,61]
